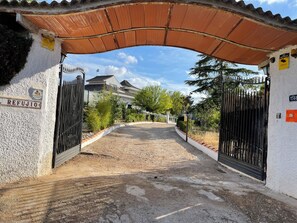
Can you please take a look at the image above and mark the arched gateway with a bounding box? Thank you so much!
[2,0,297,64]
[1,0,297,198]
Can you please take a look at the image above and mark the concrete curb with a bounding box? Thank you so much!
[175,127,264,181]
[175,126,218,161]
[81,122,170,149]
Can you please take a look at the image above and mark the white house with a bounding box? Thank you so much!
[84,75,140,105]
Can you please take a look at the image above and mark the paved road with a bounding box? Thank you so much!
[1,123,297,223]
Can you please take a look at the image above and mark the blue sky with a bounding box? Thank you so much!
[61,0,296,102]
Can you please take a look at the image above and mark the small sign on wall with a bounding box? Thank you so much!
[41,34,55,51]
[279,53,290,70]
[286,110,297,122]
[0,96,42,109]
[289,95,297,102]
[29,88,43,100]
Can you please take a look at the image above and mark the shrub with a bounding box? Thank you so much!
[85,91,125,131]
[110,95,123,124]
[177,115,185,124]
[125,113,147,122]
[121,103,127,120]
[86,107,101,132]
[126,113,136,122]
[192,107,221,131]
[208,110,220,131]
[155,116,166,123]
[97,97,112,129]
[137,113,146,121]
[177,120,194,132]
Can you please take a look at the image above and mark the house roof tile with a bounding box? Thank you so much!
[120,80,139,89]
[87,75,113,82]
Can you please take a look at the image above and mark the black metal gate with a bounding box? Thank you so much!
[218,77,270,180]
[53,65,85,168]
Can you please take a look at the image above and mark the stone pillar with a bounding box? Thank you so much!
[166,111,170,124]
[0,34,61,183]
[266,45,297,199]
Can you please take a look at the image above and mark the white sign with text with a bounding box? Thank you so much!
[0,97,42,109]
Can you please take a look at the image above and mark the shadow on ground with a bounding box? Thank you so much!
[1,124,297,223]
[1,163,297,222]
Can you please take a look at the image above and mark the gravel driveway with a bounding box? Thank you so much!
[1,123,297,223]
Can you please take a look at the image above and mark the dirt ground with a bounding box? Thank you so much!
[1,123,297,223]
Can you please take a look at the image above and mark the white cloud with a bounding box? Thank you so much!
[117,52,138,65]
[124,74,203,103]
[104,66,160,88]
[103,65,160,88]
[102,65,197,96]
[257,0,287,4]
[128,77,161,88]
[105,65,128,77]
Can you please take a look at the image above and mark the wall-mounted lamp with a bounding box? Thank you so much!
[270,57,275,63]
[291,49,297,58]
[262,65,270,76]
[258,60,270,76]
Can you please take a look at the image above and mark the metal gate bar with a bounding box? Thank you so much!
[218,77,270,180]
[53,65,85,168]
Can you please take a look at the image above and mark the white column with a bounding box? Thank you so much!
[166,111,170,123]
[0,34,61,183]
[266,45,297,199]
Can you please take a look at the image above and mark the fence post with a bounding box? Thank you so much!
[186,112,189,142]
[218,79,225,154]
[52,63,64,168]
[166,111,170,124]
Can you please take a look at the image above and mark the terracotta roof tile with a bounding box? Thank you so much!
[0,0,296,29]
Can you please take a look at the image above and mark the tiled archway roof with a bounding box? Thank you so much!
[1,0,297,64]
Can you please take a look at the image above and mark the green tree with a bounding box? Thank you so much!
[183,94,194,113]
[192,101,220,131]
[170,91,185,116]
[186,55,257,131]
[134,85,172,113]
[185,55,257,106]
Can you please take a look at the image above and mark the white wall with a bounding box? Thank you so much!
[267,45,297,199]
[84,90,99,106]
[84,90,134,106]
[0,34,61,183]
[106,76,122,88]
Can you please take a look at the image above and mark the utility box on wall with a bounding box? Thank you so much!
[286,110,297,122]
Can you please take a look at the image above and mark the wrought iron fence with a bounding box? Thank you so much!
[218,77,270,180]
[53,64,85,168]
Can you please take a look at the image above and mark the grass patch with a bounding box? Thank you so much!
[189,128,219,151]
